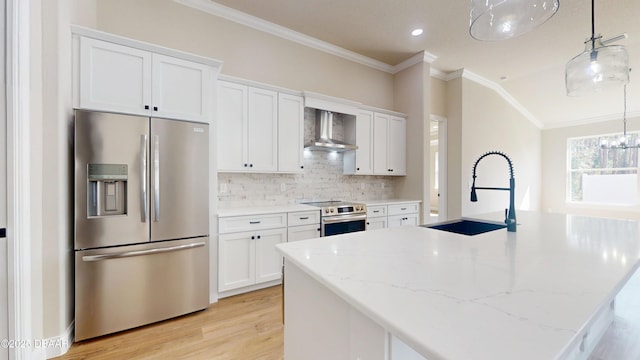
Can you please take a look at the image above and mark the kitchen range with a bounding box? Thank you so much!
[304,201,367,236]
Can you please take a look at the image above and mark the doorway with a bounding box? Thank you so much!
[429,115,447,222]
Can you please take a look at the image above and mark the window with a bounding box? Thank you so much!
[567,133,639,205]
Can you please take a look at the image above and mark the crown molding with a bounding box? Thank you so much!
[175,0,397,73]
[445,68,543,129]
[543,111,640,129]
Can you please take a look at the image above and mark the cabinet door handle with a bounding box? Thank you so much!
[356,167,360,171]
[153,106,158,111]
[250,164,253,167]
[144,105,150,110]
[249,221,261,224]
[401,207,407,211]
[300,165,304,169]
[299,217,309,220]
[257,235,261,239]
[373,210,380,213]
[251,236,255,240]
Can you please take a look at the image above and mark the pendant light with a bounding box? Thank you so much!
[469,0,559,41]
[565,0,629,96]
[600,85,639,149]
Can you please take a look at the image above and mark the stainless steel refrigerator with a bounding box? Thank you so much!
[74,110,209,341]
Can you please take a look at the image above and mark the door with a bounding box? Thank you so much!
[150,118,209,242]
[152,54,211,122]
[219,232,255,292]
[75,237,209,341]
[255,228,286,283]
[388,116,406,175]
[373,113,389,175]
[247,87,277,171]
[217,81,247,171]
[79,37,151,116]
[74,111,150,249]
[278,93,304,172]
[355,111,374,174]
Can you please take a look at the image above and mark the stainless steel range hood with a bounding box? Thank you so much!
[305,110,358,152]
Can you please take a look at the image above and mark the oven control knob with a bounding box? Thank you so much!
[330,208,335,213]
[324,208,330,214]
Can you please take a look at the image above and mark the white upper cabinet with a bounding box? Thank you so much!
[247,87,278,172]
[344,110,374,175]
[217,78,304,173]
[278,93,305,173]
[373,113,406,176]
[217,81,248,171]
[76,35,215,123]
[217,81,278,172]
[151,54,212,122]
[79,37,151,116]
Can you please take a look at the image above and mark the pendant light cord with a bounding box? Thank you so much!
[591,0,595,48]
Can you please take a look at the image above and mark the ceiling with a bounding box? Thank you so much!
[205,0,640,129]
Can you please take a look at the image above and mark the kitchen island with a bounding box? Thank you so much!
[276,211,640,360]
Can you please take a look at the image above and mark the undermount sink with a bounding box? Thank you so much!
[421,219,507,236]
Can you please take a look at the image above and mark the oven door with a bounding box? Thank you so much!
[321,214,367,236]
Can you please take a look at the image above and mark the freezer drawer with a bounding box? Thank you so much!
[75,237,209,341]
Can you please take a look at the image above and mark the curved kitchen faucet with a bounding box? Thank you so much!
[470,151,516,232]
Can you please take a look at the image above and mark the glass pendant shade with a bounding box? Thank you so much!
[469,0,560,41]
[565,37,629,96]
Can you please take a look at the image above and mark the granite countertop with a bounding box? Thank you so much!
[276,211,640,359]
[217,204,318,218]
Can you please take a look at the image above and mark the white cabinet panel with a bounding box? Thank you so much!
[152,54,211,122]
[287,211,321,227]
[373,113,406,176]
[278,93,304,172]
[219,231,255,292]
[78,37,213,122]
[247,87,278,171]
[388,116,407,175]
[373,112,390,175]
[217,81,247,171]
[344,110,374,175]
[255,228,287,283]
[288,224,321,242]
[79,37,151,116]
[388,213,419,228]
[367,217,387,230]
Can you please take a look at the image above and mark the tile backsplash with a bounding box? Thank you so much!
[217,108,400,208]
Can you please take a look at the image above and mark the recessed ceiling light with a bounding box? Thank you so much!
[411,28,424,37]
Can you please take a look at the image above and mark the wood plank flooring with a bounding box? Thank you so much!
[54,286,284,360]
[54,268,640,360]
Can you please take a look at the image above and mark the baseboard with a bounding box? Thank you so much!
[44,321,74,359]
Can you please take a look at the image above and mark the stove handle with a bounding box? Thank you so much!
[322,213,367,224]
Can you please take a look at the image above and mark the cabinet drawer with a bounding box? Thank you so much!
[288,210,321,226]
[387,203,419,216]
[367,205,387,218]
[219,213,287,234]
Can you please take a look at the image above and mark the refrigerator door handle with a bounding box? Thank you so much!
[153,135,160,222]
[140,134,148,223]
[81,241,206,262]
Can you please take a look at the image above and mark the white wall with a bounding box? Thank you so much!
[542,117,640,219]
[35,0,97,350]
[394,61,431,223]
[445,74,541,219]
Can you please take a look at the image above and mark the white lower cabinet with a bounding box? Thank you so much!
[219,213,287,293]
[367,202,420,230]
[219,227,286,292]
[287,210,321,241]
[366,205,388,230]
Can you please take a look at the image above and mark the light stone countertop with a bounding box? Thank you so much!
[276,211,640,359]
[217,204,318,218]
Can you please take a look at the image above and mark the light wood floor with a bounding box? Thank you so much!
[54,286,284,360]
[55,269,640,360]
